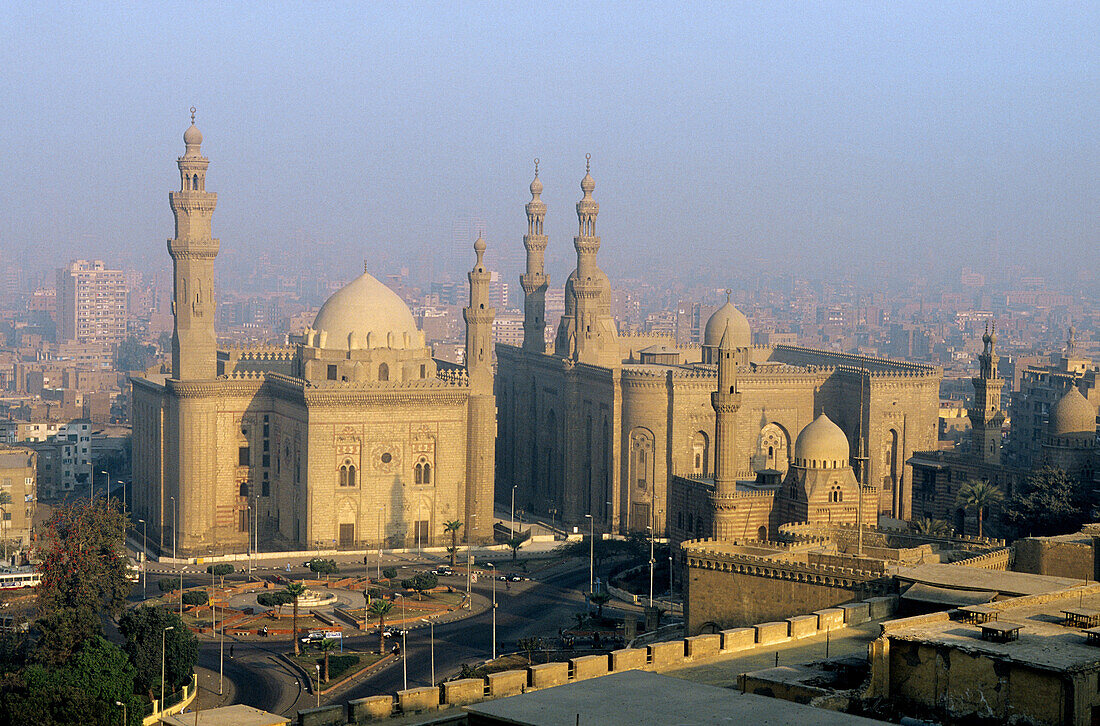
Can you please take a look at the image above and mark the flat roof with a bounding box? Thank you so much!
[464,670,891,725]
[886,589,1100,673]
[894,563,1083,596]
[161,705,289,726]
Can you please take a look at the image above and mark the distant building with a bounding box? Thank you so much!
[0,447,36,552]
[56,260,127,345]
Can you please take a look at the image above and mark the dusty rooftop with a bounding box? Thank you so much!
[893,562,1084,596]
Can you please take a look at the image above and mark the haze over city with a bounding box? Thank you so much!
[3,2,1098,291]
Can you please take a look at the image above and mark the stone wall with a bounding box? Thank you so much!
[1014,537,1095,580]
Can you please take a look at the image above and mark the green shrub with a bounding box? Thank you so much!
[382,567,397,580]
[181,590,208,606]
[206,563,234,576]
[158,577,176,593]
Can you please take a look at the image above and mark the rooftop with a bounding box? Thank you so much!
[886,586,1100,673]
[894,562,1084,597]
[464,670,890,725]
[162,704,289,726]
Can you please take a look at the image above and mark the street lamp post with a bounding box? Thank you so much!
[115,700,127,726]
[219,594,224,696]
[246,504,252,577]
[487,562,497,659]
[315,664,320,707]
[647,526,654,608]
[170,496,177,560]
[584,514,593,596]
[100,470,109,508]
[397,594,407,690]
[466,513,476,609]
[161,626,174,715]
[377,505,385,580]
[668,555,674,614]
[179,568,185,618]
[422,618,435,686]
[510,485,517,538]
[138,519,148,600]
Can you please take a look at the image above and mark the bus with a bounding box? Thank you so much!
[0,567,41,590]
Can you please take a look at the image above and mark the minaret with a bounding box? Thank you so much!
[169,107,219,380]
[521,159,549,353]
[968,322,1005,464]
[572,155,605,365]
[464,235,496,542]
[710,321,743,539]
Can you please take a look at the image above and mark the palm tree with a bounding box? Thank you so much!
[909,517,953,537]
[443,520,463,568]
[955,480,1004,538]
[367,599,394,655]
[283,581,307,656]
[319,637,338,682]
[589,591,611,618]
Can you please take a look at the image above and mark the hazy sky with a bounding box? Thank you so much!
[2,2,1097,290]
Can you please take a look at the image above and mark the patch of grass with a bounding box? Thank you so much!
[289,651,384,684]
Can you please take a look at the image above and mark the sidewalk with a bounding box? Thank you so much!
[190,664,236,711]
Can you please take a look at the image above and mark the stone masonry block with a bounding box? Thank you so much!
[839,601,870,625]
[348,696,395,723]
[787,615,818,639]
[529,661,569,689]
[487,670,526,698]
[442,678,485,707]
[298,705,345,726]
[610,648,648,672]
[685,634,721,660]
[865,595,898,619]
[754,621,791,646]
[648,640,687,669]
[570,654,609,681]
[397,686,439,713]
[814,608,845,631]
[720,628,755,653]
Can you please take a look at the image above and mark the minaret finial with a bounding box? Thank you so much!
[725,289,732,303]
[190,106,196,124]
[534,158,539,177]
[585,153,591,173]
[363,260,369,274]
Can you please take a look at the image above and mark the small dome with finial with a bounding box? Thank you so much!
[183,106,202,148]
[580,153,595,195]
[474,234,486,255]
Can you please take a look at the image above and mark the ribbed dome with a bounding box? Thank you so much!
[793,414,850,469]
[704,301,751,348]
[311,272,420,351]
[1049,387,1097,437]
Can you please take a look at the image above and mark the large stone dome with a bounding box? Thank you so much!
[704,300,751,348]
[1049,387,1097,437]
[311,272,421,351]
[793,414,850,469]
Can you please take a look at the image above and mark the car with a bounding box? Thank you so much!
[430,568,453,576]
[509,575,526,582]
[379,627,407,638]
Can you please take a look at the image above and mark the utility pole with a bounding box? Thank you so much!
[855,365,868,557]
[138,518,148,600]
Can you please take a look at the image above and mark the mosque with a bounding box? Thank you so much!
[131,115,496,556]
[496,161,942,540]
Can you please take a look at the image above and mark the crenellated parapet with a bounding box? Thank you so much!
[681,538,887,587]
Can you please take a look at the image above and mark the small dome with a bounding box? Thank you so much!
[311,272,421,351]
[793,414,850,469]
[530,174,543,196]
[580,172,595,195]
[704,300,751,348]
[474,235,486,255]
[1049,387,1097,437]
[184,123,202,147]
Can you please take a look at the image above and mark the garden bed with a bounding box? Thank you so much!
[288,650,384,685]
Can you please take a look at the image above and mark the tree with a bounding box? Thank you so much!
[206,563,234,588]
[443,520,463,568]
[589,591,612,619]
[955,479,1003,538]
[36,499,132,618]
[1002,466,1088,538]
[114,335,156,373]
[283,582,307,656]
[400,572,437,601]
[367,599,394,654]
[507,531,531,562]
[118,607,197,701]
[31,606,102,668]
[307,558,339,583]
[517,636,543,664]
[158,577,176,593]
[258,590,293,615]
[363,586,382,609]
[319,638,338,681]
[382,567,397,580]
[909,517,953,537]
[181,590,208,607]
[0,635,144,726]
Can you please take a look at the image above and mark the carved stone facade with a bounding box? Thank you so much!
[131,118,495,556]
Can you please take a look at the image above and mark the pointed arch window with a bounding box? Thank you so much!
[338,460,357,487]
[414,457,432,485]
[378,363,389,381]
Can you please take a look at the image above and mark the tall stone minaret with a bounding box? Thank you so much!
[710,322,743,539]
[169,107,219,380]
[464,235,496,542]
[571,155,616,366]
[521,160,549,353]
[968,322,1005,464]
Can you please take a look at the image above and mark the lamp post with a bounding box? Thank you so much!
[100,470,109,508]
[377,505,385,580]
[115,700,127,726]
[396,594,407,690]
[584,514,594,596]
[668,555,674,614]
[170,496,177,560]
[161,626,174,715]
[466,513,476,609]
[487,562,497,659]
[246,504,252,576]
[179,568,185,618]
[647,525,654,608]
[138,519,148,600]
[315,664,320,707]
[422,618,435,686]
[510,485,517,538]
[219,593,224,696]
